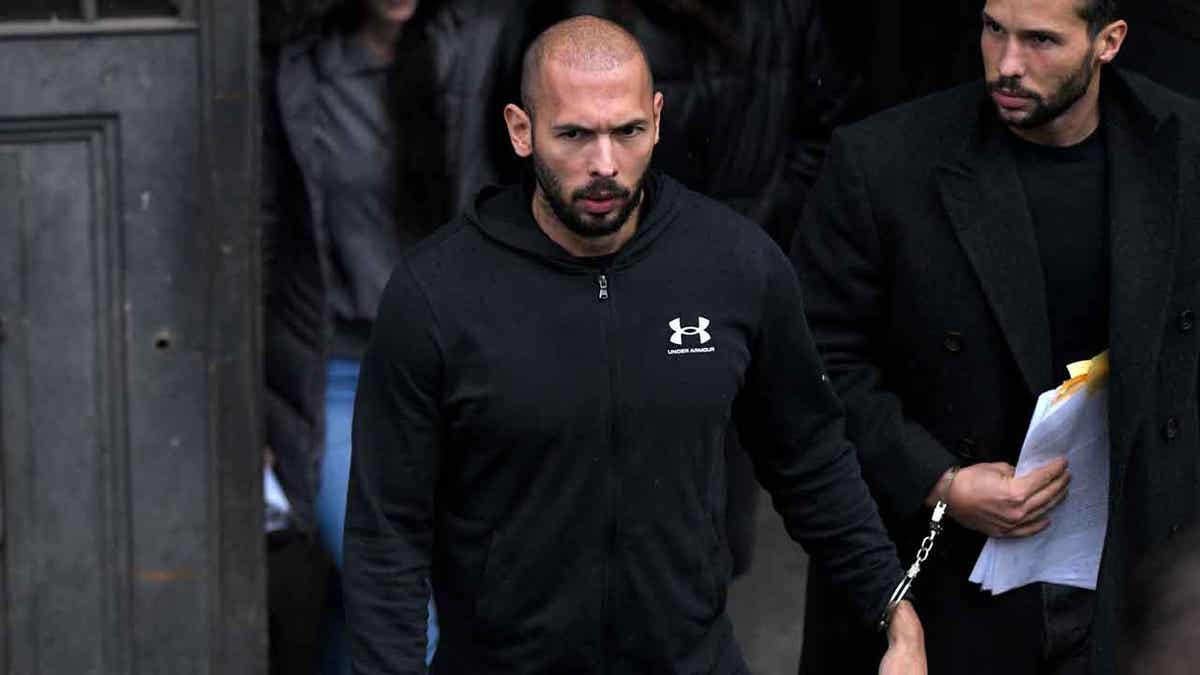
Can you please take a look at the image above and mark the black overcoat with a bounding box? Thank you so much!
[792,69,1200,674]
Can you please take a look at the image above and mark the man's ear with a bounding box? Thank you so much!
[652,91,664,145]
[1096,20,1128,64]
[504,103,534,158]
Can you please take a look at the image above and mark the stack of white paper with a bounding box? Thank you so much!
[969,355,1110,595]
[265,466,293,533]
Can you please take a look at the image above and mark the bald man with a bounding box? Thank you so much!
[344,16,925,674]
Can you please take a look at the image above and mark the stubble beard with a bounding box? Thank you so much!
[989,49,1098,130]
[531,150,644,240]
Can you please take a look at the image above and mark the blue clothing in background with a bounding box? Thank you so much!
[317,358,438,670]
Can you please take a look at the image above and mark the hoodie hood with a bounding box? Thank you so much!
[465,170,686,271]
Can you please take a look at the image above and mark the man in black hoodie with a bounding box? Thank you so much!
[344,15,926,674]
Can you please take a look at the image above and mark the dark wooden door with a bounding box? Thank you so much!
[0,2,264,673]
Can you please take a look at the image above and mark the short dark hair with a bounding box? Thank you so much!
[1077,0,1121,37]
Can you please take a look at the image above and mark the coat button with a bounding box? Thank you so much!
[1180,310,1196,333]
[956,437,979,459]
[943,331,965,354]
[1170,523,1183,538]
[1164,417,1180,441]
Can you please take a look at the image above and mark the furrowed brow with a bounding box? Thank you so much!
[1017,28,1065,41]
[551,118,649,134]
[615,118,650,129]
[551,123,592,134]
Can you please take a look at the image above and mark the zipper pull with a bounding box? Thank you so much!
[597,274,609,301]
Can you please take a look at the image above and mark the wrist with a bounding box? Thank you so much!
[886,600,923,646]
[924,465,960,508]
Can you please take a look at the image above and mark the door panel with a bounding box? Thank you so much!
[0,118,127,675]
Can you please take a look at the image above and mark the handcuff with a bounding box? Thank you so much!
[879,466,959,632]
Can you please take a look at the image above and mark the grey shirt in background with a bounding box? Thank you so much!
[314,31,413,355]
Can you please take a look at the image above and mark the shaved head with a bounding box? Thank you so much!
[520,15,652,115]
[502,13,663,257]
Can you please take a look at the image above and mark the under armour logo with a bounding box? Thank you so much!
[669,317,711,345]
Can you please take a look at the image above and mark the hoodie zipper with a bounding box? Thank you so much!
[598,269,618,670]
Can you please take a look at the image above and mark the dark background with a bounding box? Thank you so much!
[256,0,1200,112]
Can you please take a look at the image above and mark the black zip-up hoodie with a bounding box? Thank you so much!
[344,173,903,674]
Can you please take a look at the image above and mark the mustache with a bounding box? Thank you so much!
[988,76,1039,100]
[572,177,631,201]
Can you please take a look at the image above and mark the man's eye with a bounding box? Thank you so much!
[1031,34,1055,46]
[984,19,1002,34]
[618,126,643,137]
[560,130,581,140]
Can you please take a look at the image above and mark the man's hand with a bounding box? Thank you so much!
[880,600,926,675]
[926,459,1070,537]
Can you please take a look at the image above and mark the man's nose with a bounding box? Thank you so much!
[588,135,618,177]
[998,38,1025,79]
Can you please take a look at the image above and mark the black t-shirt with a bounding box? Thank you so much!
[1009,126,1110,379]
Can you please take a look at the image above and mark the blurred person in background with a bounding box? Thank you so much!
[489,0,856,582]
[821,0,985,123]
[260,0,505,671]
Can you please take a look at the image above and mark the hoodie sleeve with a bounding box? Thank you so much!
[733,242,903,632]
[344,261,443,674]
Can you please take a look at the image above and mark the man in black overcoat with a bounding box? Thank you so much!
[793,0,1200,672]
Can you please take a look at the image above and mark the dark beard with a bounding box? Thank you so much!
[532,151,644,239]
[989,51,1096,130]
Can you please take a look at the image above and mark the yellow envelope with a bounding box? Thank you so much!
[1054,350,1110,404]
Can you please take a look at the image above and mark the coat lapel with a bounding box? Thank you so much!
[935,119,1055,398]
[1105,85,1181,474]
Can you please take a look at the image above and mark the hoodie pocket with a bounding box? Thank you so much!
[473,521,537,643]
[702,515,725,614]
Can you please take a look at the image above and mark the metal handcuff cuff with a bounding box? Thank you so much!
[878,466,959,632]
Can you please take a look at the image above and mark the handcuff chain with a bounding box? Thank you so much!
[880,499,948,631]
[913,503,945,567]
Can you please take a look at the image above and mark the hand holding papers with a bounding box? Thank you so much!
[969,351,1111,594]
[942,459,1069,537]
